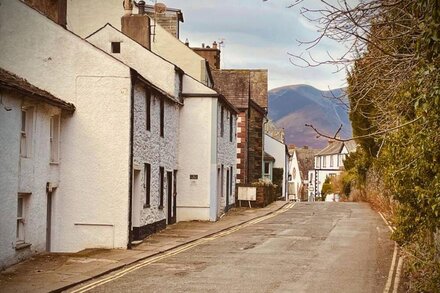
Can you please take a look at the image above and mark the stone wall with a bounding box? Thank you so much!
[248,104,264,183]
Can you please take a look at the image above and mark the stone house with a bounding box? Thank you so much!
[210,69,268,185]
[0,68,75,270]
[308,141,357,200]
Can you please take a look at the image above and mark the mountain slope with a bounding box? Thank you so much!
[268,84,352,149]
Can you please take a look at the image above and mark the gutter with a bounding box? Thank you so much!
[127,69,136,249]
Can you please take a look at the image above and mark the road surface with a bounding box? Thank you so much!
[69,202,394,293]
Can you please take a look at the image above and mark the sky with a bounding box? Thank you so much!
[152,0,350,91]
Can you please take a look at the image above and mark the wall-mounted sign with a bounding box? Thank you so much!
[190,174,198,180]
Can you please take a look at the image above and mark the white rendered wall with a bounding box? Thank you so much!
[132,83,179,228]
[216,104,237,214]
[66,0,209,85]
[0,0,132,253]
[288,150,302,200]
[177,98,216,221]
[87,25,179,98]
[151,24,208,84]
[0,92,62,269]
[264,134,288,198]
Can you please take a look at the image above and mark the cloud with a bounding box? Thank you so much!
[161,0,349,90]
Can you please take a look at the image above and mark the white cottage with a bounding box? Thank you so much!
[288,149,303,201]
[263,134,289,200]
[308,140,357,200]
[0,69,75,270]
[179,76,238,221]
[0,0,136,258]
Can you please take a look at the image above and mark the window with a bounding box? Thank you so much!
[16,194,27,244]
[322,156,327,168]
[263,162,271,180]
[144,163,151,207]
[50,115,60,163]
[220,106,224,137]
[159,167,164,208]
[229,112,233,142]
[338,154,342,167]
[111,42,121,53]
[160,98,164,137]
[230,167,233,196]
[20,107,33,158]
[330,154,334,167]
[315,157,320,169]
[145,88,151,131]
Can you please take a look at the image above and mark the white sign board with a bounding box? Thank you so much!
[238,187,257,201]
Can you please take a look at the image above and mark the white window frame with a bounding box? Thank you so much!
[50,115,60,163]
[263,161,272,181]
[20,107,34,158]
[330,155,334,167]
[16,194,26,244]
[322,156,327,168]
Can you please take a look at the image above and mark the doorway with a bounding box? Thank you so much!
[167,171,176,224]
[46,189,52,251]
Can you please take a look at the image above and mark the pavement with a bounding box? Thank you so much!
[0,201,288,293]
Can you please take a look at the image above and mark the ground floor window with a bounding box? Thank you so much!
[16,194,29,244]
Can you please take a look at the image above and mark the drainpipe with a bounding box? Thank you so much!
[127,69,136,249]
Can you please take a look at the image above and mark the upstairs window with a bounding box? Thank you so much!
[330,154,334,167]
[160,98,164,137]
[220,106,224,137]
[111,42,121,53]
[20,107,34,158]
[50,115,60,163]
[145,88,151,131]
[322,156,327,168]
[229,112,233,142]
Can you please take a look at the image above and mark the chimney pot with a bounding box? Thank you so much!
[212,41,218,49]
[123,0,133,16]
[138,0,146,14]
[202,43,205,48]
[185,38,189,46]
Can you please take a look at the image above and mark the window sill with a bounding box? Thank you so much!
[143,204,150,209]
[15,242,31,250]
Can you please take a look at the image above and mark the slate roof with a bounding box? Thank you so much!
[317,141,357,156]
[264,152,276,162]
[0,68,75,112]
[211,69,268,110]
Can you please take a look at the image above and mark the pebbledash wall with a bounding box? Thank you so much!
[0,0,132,255]
[132,82,180,239]
[216,102,237,215]
[0,90,66,269]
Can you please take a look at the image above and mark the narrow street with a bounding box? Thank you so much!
[69,202,394,293]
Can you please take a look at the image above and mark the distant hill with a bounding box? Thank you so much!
[268,84,352,149]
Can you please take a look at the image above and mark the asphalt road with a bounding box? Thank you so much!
[69,202,394,293]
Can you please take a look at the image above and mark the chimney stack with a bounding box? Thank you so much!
[192,41,221,69]
[121,0,150,49]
